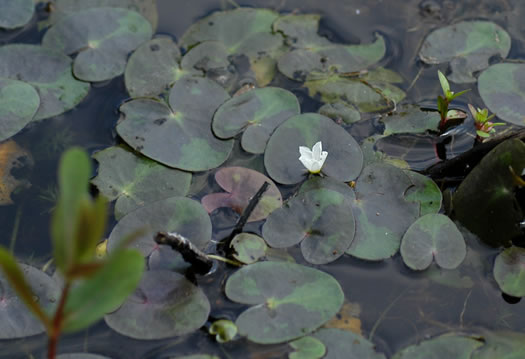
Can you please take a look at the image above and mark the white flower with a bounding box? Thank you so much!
[299,141,328,174]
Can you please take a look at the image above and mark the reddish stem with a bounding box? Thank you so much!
[48,282,71,359]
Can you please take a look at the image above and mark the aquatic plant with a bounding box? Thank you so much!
[468,104,505,142]
[299,141,328,174]
[436,70,470,130]
[0,148,144,359]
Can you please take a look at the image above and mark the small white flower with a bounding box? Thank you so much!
[298,141,328,174]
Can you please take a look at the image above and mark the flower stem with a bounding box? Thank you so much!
[48,282,71,359]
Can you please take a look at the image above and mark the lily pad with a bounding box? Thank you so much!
[289,336,326,359]
[230,233,268,264]
[393,334,483,359]
[0,44,90,120]
[57,355,111,359]
[0,78,40,142]
[42,7,153,82]
[400,214,466,271]
[0,263,59,339]
[404,170,442,216]
[298,176,356,202]
[264,113,363,184]
[125,37,201,98]
[346,163,420,261]
[381,105,441,135]
[91,146,192,220]
[105,270,210,339]
[472,331,525,359]
[278,33,386,81]
[273,14,331,48]
[201,166,282,222]
[262,188,355,264]
[319,102,361,125]
[213,87,300,154]
[493,246,525,297]
[360,135,410,169]
[419,21,511,83]
[107,197,211,263]
[313,328,386,359]
[0,0,34,29]
[179,41,230,73]
[225,261,344,344]
[117,76,232,172]
[478,63,525,127]
[49,0,158,29]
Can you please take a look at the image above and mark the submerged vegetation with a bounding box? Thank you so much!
[0,1,524,358]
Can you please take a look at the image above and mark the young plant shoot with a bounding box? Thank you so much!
[468,104,505,142]
[437,70,470,130]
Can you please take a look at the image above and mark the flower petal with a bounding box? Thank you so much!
[312,141,322,160]
[299,146,313,159]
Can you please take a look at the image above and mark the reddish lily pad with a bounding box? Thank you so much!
[201,166,282,222]
[225,261,344,344]
[213,87,300,154]
[264,113,363,185]
[493,246,525,297]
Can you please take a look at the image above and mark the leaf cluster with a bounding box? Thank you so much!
[437,70,470,129]
[468,104,505,139]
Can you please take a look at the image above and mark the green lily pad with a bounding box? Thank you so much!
[262,188,355,264]
[472,331,525,359]
[319,102,361,124]
[0,264,59,339]
[452,139,525,247]
[117,76,232,172]
[264,113,363,184]
[478,63,525,127]
[57,355,111,359]
[289,336,326,359]
[179,41,230,73]
[107,197,211,263]
[172,356,219,359]
[0,44,90,120]
[419,21,511,83]
[493,246,525,297]
[346,163,420,261]
[125,37,201,98]
[273,14,331,48]
[381,105,441,135]
[393,334,483,359]
[404,170,442,216]
[361,135,410,169]
[213,87,300,154]
[400,214,466,271]
[313,328,386,359]
[0,0,34,29]
[105,270,210,339]
[278,33,386,81]
[91,146,191,220]
[0,78,40,142]
[230,233,268,264]
[201,166,282,222]
[225,261,344,344]
[42,7,153,82]
[298,176,356,202]
[49,0,158,29]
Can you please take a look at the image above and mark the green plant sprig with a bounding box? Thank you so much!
[0,148,145,359]
[468,104,505,142]
[437,70,470,130]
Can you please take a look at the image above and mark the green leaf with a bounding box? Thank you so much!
[289,336,326,359]
[448,89,470,101]
[381,105,441,135]
[209,319,238,343]
[493,246,525,297]
[62,249,145,332]
[313,328,386,359]
[0,0,34,29]
[393,333,483,359]
[437,70,450,94]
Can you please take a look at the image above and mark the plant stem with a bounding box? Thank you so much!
[48,282,71,359]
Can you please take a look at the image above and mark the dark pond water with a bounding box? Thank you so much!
[1,0,525,358]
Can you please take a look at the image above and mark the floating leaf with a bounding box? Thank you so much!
[49,0,158,29]
[478,63,525,127]
[0,78,39,142]
[381,105,441,136]
[0,263,59,339]
[0,44,90,120]
[419,21,511,83]
[493,246,525,297]
[105,270,210,339]
[201,166,282,222]
[452,139,525,247]
[400,214,466,271]
[0,140,33,205]
[209,319,238,343]
[57,354,111,359]
[346,163,419,261]
[298,176,356,202]
[172,356,219,359]
[263,188,355,265]
[179,41,230,73]
[125,37,200,98]
[225,261,344,344]
[42,8,153,82]
[323,302,362,335]
[117,76,232,172]
[319,102,361,125]
[472,331,525,359]
[0,0,34,29]
[91,146,191,220]
[404,170,442,216]
[360,135,410,169]
[264,113,363,184]
[313,328,385,359]
[278,33,385,81]
[213,87,300,154]
[273,14,331,48]
[230,233,267,264]
[289,336,326,359]
[393,334,483,359]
